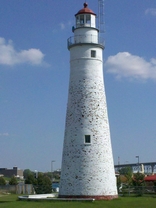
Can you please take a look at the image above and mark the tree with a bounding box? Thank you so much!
[119,167,133,185]
[23,169,33,179]
[34,173,52,194]
[44,172,60,181]
[0,177,6,185]
[24,171,52,194]
[41,175,52,193]
[53,172,60,180]
[9,176,18,185]
[132,172,145,187]
[25,173,37,185]
[132,172,145,196]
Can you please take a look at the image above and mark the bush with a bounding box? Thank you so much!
[132,172,145,196]
[0,177,6,185]
[9,176,18,185]
[25,171,52,194]
[34,174,52,194]
[25,174,37,185]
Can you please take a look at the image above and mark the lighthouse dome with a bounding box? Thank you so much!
[75,2,96,16]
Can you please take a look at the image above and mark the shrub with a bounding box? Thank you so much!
[0,177,6,185]
[9,176,18,185]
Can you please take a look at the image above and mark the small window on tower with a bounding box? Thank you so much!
[91,50,96,58]
[85,135,91,144]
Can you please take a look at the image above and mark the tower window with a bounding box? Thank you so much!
[91,50,96,57]
[85,135,91,144]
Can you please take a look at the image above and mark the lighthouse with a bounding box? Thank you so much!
[59,3,118,200]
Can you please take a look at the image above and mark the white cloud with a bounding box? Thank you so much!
[105,52,156,81]
[59,21,72,30]
[0,133,9,137]
[0,37,45,66]
[145,8,156,16]
[59,23,65,30]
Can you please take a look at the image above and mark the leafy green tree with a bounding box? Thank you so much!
[25,173,37,185]
[45,172,52,179]
[41,175,52,193]
[44,172,60,181]
[119,167,133,185]
[9,176,18,185]
[34,173,52,194]
[25,171,52,194]
[132,172,145,186]
[0,177,6,185]
[53,172,60,180]
[132,172,145,196]
[23,169,33,179]
[37,173,44,185]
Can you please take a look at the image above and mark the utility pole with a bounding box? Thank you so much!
[51,160,55,181]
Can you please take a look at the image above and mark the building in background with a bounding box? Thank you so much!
[0,167,23,179]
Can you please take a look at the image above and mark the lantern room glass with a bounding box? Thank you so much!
[76,14,91,28]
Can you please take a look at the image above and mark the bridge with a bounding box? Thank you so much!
[114,162,156,174]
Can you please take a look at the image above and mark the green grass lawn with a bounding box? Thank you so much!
[0,194,156,208]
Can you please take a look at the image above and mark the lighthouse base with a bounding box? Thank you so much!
[59,195,118,200]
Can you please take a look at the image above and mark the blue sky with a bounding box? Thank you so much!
[0,0,156,172]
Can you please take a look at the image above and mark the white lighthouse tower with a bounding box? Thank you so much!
[59,3,118,200]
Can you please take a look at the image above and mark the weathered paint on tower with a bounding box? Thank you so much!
[59,3,118,200]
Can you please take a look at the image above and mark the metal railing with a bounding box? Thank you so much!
[67,34,104,49]
[118,185,156,196]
